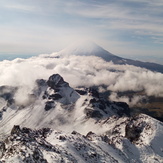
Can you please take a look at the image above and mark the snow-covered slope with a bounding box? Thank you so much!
[58,41,122,63]
[0,126,124,163]
[0,115,163,162]
[0,73,163,162]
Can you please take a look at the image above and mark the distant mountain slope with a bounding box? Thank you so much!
[59,41,163,73]
[58,41,122,62]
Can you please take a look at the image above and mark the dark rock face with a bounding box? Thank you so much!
[48,93,62,100]
[91,110,103,118]
[11,126,52,139]
[0,125,122,162]
[0,111,2,120]
[116,102,129,109]
[43,91,62,102]
[0,141,5,158]
[47,74,69,90]
[44,101,55,111]
[85,131,96,141]
[75,89,87,95]
[85,108,103,119]
[88,88,99,98]
[71,131,79,135]
[111,102,130,117]
[1,126,54,162]
[11,125,21,135]
[77,87,131,119]
[24,148,48,163]
[125,124,142,143]
[89,98,97,104]
[125,116,146,143]
[21,127,32,134]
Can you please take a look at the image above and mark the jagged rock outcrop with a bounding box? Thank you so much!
[43,74,80,107]
[1,118,163,163]
[0,126,121,163]
[125,114,155,145]
[47,74,69,90]
[79,87,130,119]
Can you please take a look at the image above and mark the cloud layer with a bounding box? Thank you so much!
[0,54,163,107]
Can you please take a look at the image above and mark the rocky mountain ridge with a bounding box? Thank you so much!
[0,73,163,162]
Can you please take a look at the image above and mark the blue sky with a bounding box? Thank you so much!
[0,0,163,64]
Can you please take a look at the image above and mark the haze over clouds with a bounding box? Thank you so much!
[0,0,163,63]
[0,54,163,106]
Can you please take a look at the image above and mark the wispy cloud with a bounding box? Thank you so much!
[4,4,36,12]
[0,0,163,61]
[59,0,163,46]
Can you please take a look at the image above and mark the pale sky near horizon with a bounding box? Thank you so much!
[0,0,163,64]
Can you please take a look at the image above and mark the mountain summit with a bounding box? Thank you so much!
[58,41,121,62]
[58,41,163,73]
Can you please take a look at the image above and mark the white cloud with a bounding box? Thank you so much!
[61,0,163,45]
[4,4,36,12]
[0,53,163,108]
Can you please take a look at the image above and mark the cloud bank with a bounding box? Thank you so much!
[0,54,163,106]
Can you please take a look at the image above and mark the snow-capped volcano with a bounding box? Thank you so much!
[58,41,122,62]
[58,41,163,73]
[59,41,112,56]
